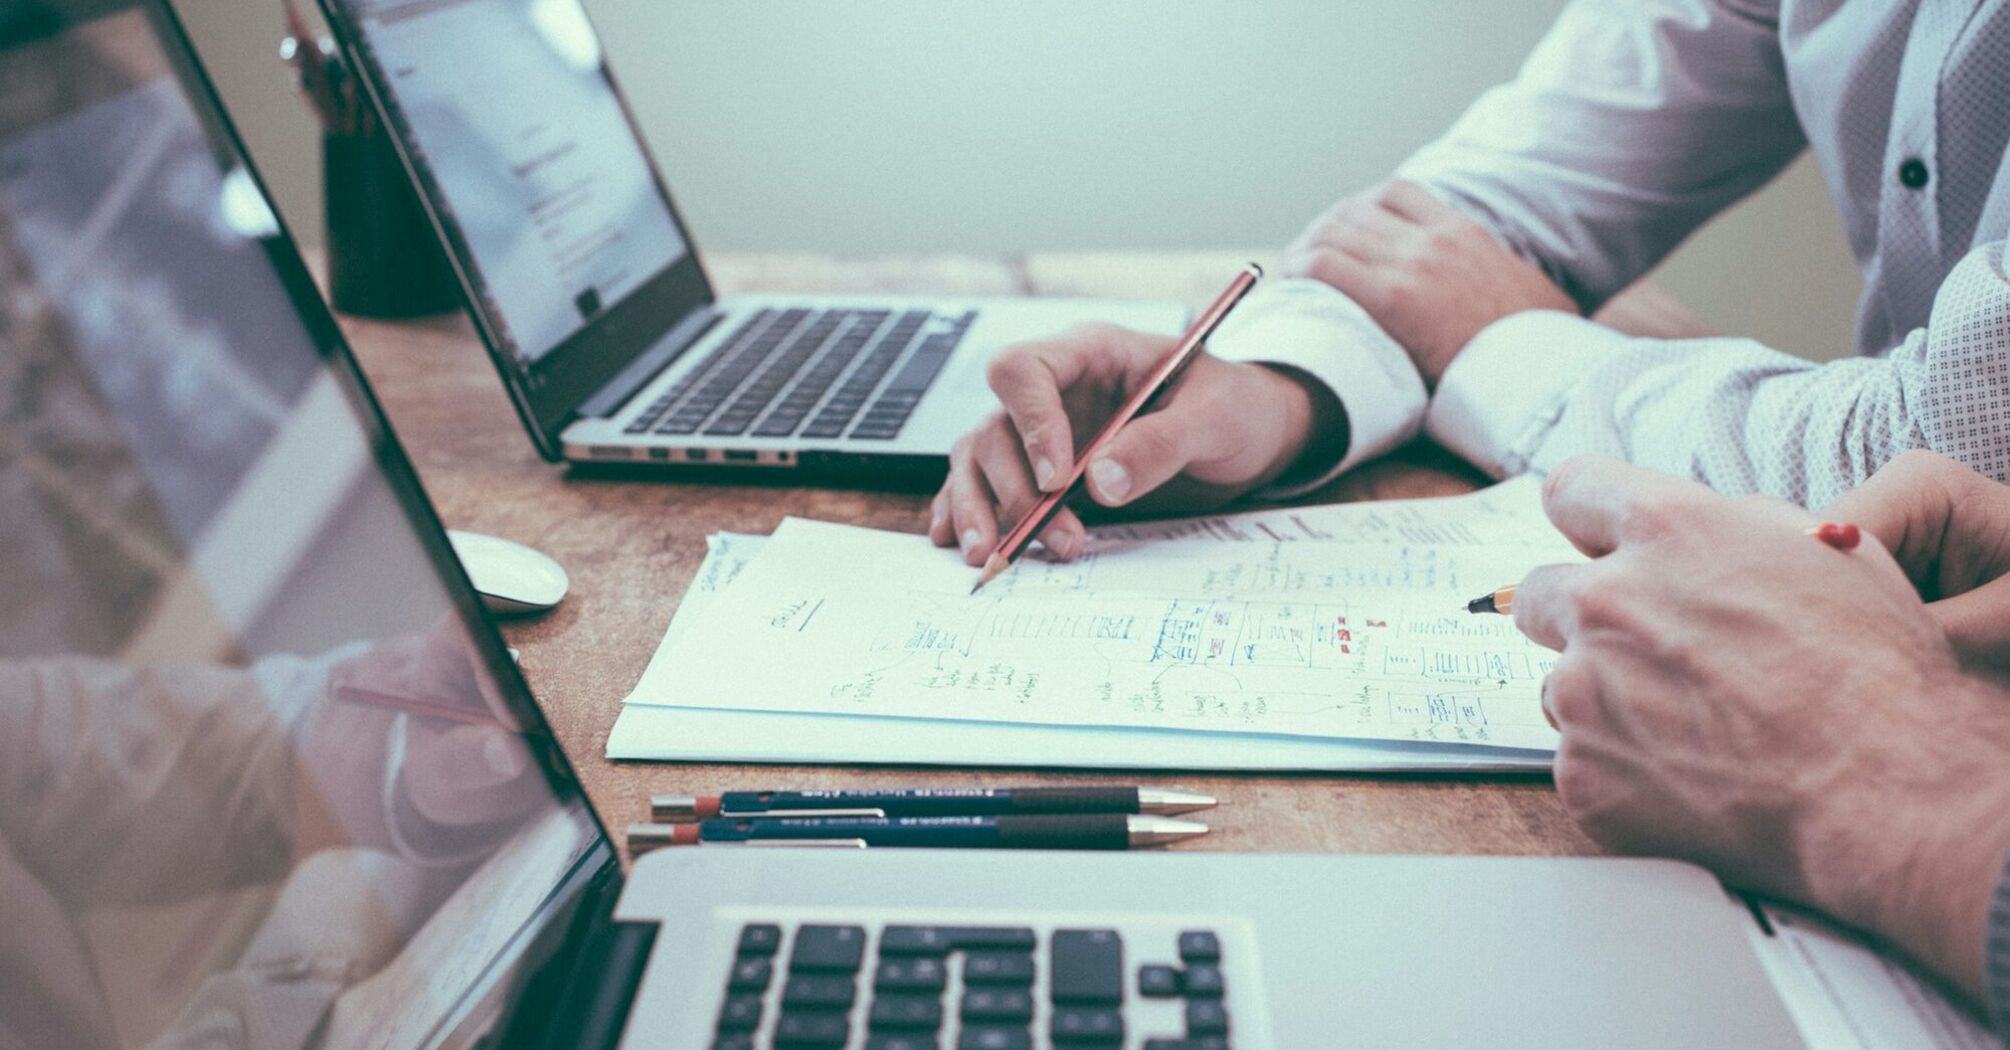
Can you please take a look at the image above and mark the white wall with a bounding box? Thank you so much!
[181,0,1864,359]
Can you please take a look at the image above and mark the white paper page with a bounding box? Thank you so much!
[634,483,1576,750]
[1746,904,2002,1050]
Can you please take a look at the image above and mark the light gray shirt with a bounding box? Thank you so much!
[1210,0,2010,510]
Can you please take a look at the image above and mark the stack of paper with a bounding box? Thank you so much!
[608,478,1582,771]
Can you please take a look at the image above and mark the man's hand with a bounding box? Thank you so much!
[1284,180,1576,385]
[1512,455,2010,1002]
[1825,449,2010,682]
[930,323,1342,564]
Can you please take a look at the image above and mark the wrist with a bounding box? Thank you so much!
[1250,363,1348,490]
[1800,673,2010,1000]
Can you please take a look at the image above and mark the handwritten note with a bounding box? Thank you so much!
[631,480,1576,751]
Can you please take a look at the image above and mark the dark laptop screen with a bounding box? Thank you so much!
[0,4,606,1047]
[326,0,713,450]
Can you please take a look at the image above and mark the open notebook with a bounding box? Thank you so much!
[609,478,1578,771]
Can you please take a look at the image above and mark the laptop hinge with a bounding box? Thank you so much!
[578,305,724,420]
[489,867,658,1050]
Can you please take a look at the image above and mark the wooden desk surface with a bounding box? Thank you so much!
[338,252,1595,859]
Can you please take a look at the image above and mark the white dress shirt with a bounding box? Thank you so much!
[1208,0,2010,509]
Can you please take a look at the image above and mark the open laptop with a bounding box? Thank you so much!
[5,4,1961,1047]
[313,0,1185,480]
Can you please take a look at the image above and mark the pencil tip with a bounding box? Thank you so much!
[968,580,985,596]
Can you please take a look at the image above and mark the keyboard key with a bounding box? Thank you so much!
[1050,929,1123,1004]
[868,993,944,1030]
[957,1028,1031,1050]
[963,951,1035,985]
[1182,963,1225,998]
[738,924,783,956]
[712,1037,755,1050]
[726,956,772,991]
[866,1036,939,1050]
[876,956,948,993]
[716,994,762,1030]
[1050,1006,1124,1043]
[879,926,1036,955]
[774,1011,850,1047]
[1137,964,1182,997]
[1177,930,1221,962]
[783,974,857,1009]
[960,987,1034,1022]
[1186,999,1230,1036]
[790,925,867,972]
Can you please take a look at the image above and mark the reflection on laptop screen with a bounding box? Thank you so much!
[339,0,688,370]
[0,5,603,1047]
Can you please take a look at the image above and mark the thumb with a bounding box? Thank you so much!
[1084,407,1205,507]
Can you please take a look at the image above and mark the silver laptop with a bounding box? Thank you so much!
[315,0,1185,480]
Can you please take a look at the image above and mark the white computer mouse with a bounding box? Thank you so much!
[447,530,570,616]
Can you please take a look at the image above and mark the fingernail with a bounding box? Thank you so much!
[1089,458,1131,503]
[1034,456,1058,490]
[960,528,983,553]
[930,507,946,534]
[1050,530,1080,559]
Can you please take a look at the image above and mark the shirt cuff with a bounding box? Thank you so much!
[1988,847,2010,1035]
[1425,309,1624,478]
[1206,277,1427,497]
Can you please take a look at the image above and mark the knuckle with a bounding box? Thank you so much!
[1569,577,1634,632]
[1617,493,1690,543]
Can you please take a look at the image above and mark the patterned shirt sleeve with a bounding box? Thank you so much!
[1990,849,2010,1035]
[1425,241,2010,508]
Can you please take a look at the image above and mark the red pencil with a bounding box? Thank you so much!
[971,263,1264,594]
[333,683,513,729]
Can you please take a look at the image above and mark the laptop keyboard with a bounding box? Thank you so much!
[709,920,1237,1049]
[623,307,977,443]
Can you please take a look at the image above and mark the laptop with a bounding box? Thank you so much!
[313,0,1185,481]
[0,5,1887,1047]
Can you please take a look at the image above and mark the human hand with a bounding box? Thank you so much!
[1824,449,2010,683]
[316,620,546,837]
[1283,180,1576,385]
[1512,455,2010,1000]
[930,323,1342,565]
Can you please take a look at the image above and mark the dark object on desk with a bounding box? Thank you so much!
[651,785,1219,821]
[626,814,1208,852]
[323,127,459,319]
[282,1,458,319]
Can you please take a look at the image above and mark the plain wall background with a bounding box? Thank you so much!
[176,0,1865,360]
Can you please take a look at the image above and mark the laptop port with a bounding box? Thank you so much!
[722,450,759,463]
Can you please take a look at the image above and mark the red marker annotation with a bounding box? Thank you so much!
[1806,522,1861,550]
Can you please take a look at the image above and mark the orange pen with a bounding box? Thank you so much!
[971,263,1264,594]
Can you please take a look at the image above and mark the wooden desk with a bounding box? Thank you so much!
[339,252,1596,859]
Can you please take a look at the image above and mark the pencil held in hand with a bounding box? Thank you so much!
[972,263,1265,594]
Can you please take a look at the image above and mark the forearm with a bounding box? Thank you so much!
[1396,0,1803,311]
[1429,243,2010,506]
[1797,673,2010,1008]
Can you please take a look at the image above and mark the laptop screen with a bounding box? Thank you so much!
[0,3,608,1047]
[326,0,713,450]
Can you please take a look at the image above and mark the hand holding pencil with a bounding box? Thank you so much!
[931,268,1345,573]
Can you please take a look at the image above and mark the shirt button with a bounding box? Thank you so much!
[1898,157,1930,190]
